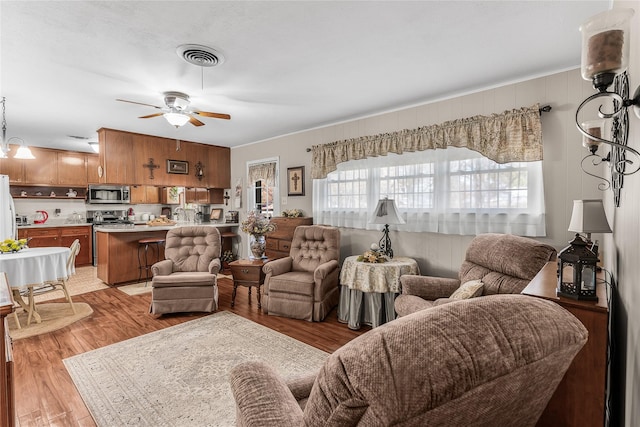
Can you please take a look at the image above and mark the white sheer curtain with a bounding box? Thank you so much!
[313,148,546,236]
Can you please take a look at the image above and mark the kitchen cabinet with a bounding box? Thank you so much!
[185,187,210,204]
[208,145,231,189]
[185,142,210,188]
[161,186,182,204]
[0,145,23,183]
[24,148,57,185]
[57,151,88,186]
[131,185,161,204]
[265,217,313,259]
[87,154,101,184]
[98,128,136,185]
[18,226,93,267]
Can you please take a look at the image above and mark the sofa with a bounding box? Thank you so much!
[395,233,557,317]
[230,294,588,426]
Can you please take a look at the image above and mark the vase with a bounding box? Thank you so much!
[249,234,266,259]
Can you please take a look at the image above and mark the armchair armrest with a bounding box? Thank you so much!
[230,361,304,426]
[151,259,174,277]
[400,275,461,300]
[314,259,339,281]
[208,258,222,275]
[263,257,293,277]
[286,371,318,401]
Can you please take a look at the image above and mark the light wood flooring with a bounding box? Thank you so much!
[12,276,367,427]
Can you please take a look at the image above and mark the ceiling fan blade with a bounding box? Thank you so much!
[189,116,205,127]
[192,110,231,120]
[116,99,163,109]
[139,113,164,119]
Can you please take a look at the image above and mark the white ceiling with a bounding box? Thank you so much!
[0,1,610,153]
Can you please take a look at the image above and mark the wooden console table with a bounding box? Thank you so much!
[522,261,608,427]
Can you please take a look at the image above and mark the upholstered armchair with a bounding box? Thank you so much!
[262,225,340,321]
[395,233,557,317]
[150,226,221,315]
[230,295,588,427]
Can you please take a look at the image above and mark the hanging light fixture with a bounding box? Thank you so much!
[0,97,35,159]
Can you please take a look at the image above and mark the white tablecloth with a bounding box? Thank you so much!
[338,256,419,330]
[0,247,70,290]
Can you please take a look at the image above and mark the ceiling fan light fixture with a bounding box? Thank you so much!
[164,112,190,128]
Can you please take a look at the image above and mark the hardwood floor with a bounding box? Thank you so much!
[11,277,368,427]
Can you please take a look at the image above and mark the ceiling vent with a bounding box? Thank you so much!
[176,44,225,67]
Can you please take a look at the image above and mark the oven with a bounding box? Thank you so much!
[87,210,134,266]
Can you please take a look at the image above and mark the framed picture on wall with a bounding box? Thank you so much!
[167,160,189,174]
[287,166,305,196]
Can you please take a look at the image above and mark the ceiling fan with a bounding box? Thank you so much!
[116,91,231,128]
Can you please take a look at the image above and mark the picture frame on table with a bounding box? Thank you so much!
[287,166,305,196]
[167,160,189,174]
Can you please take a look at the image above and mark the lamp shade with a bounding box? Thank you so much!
[370,197,405,225]
[568,199,612,234]
[14,144,35,160]
[164,112,190,127]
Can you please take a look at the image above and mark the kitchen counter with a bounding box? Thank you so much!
[17,223,91,229]
[94,222,239,233]
[95,223,239,285]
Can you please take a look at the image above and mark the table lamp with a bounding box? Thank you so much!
[370,197,405,259]
[568,199,612,254]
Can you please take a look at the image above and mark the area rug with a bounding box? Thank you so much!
[33,266,109,303]
[63,311,329,426]
[8,302,93,340]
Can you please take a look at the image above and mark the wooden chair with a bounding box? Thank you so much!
[22,239,79,315]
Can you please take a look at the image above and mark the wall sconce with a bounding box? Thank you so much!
[369,197,405,259]
[223,191,230,206]
[576,8,640,207]
[194,161,204,181]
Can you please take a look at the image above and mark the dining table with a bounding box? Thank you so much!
[0,246,71,325]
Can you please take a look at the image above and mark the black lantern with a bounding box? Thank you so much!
[557,234,599,301]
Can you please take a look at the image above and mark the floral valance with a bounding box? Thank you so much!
[311,103,543,179]
[248,161,277,187]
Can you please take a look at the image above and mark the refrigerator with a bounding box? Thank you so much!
[0,174,17,240]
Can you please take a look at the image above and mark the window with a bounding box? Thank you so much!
[313,148,546,236]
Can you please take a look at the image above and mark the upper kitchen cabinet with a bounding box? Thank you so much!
[57,151,88,186]
[87,154,101,184]
[0,145,23,183]
[98,128,136,185]
[24,147,57,184]
[185,142,211,188]
[208,145,231,189]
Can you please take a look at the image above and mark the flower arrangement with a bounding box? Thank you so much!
[0,238,28,254]
[241,211,276,236]
[357,250,388,263]
[221,250,235,264]
[282,209,303,218]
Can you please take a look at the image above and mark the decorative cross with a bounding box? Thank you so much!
[143,158,160,180]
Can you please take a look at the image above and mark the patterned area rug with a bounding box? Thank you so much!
[64,311,328,426]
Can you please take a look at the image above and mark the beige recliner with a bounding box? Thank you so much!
[262,225,340,321]
[150,226,221,315]
[395,233,557,317]
[230,294,588,427]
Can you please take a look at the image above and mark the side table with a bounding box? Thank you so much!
[229,259,268,309]
[338,255,420,330]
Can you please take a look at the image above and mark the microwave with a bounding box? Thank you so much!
[87,185,130,204]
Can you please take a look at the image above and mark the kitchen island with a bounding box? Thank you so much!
[96,223,238,285]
